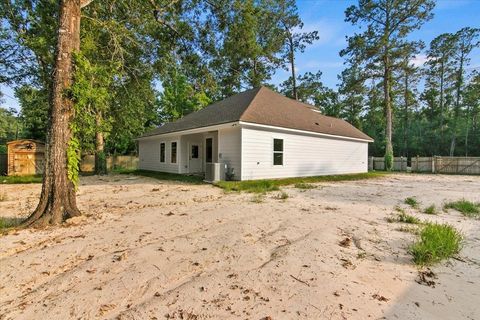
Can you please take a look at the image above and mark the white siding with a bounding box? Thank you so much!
[218,126,242,180]
[138,136,181,173]
[241,126,368,180]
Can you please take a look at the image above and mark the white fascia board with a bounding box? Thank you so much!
[136,121,240,141]
[238,121,374,143]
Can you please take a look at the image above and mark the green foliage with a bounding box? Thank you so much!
[294,183,316,189]
[444,199,480,217]
[216,172,386,193]
[0,175,42,184]
[251,194,264,203]
[274,191,289,200]
[121,170,205,185]
[15,86,49,141]
[158,66,211,122]
[397,212,420,224]
[405,197,420,209]
[410,223,463,266]
[0,217,23,230]
[67,137,81,189]
[384,148,394,171]
[423,205,438,215]
[0,107,21,144]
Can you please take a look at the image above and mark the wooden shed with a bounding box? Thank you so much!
[7,140,45,176]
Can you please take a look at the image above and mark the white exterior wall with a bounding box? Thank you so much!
[138,136,181,173]
[241,126,368,180]
[218,126,242,180]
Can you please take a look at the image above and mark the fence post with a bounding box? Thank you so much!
[432,156,436,173]
[368,156,373,171]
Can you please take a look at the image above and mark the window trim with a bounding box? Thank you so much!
[170,141,178,164]
[273,138,284,166]
[160,141,166,163]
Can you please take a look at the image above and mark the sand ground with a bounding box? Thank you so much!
[0,173,479,320]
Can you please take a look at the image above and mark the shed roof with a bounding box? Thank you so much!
[142,86,373,141]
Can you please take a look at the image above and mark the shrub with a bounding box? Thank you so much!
[397,212,420,224]
[251,194,264,203]
[274,191,289,200]
[0,217,23,230]
[405,197,420,209]
[410,223,463,266]
[423,204,438,215]
[444,199,480,217]
[294,183,316,189]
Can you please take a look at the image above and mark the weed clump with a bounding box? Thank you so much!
[410,223,463,266]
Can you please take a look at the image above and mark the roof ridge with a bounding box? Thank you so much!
[238,86,264,120]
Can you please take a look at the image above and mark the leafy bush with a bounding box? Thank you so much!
[274,191,289,200]
[423,204,438,215]
[397,212,420,224]
[405,197,420,209]
[410,223,463,266]
[444,199,480,217]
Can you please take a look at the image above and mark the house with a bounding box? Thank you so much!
[137,86,373,181]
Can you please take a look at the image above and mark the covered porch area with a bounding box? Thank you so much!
[179,131,218,175]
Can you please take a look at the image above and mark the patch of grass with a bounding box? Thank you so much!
[396,225,419,234]
[215,172,386,193]
[120,170,205,184]
[444,199,480,217]
[394,206,406,214]
[274,191,289,200]
[0,175,42,184]
[423,204,438,215]
[250,194,264,203]
[405,197,420,209]
[0,217,23,230]
[410,223,463,266]
[294,183,316,189]
[397,212,420,224]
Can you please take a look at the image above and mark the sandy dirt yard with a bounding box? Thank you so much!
[0,173,479,320]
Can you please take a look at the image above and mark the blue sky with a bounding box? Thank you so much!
[1,0,480,112]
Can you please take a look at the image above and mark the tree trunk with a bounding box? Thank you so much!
[94,112,107,175]
[288,34,298,100]
[22,0,82,227]
[384,55,394,171]
[450,52,465,156]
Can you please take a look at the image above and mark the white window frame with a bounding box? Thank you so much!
[170,140,178,164]
[160,141,166,163]
[273,138,284,166]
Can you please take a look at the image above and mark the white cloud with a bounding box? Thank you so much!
[297,19,343,47]
[410,54,429,67]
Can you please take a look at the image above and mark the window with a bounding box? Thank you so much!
[206,138,213,163]
[191,145,199,159]
[160,142,165,163]
[273,138,283,166]
[171,142,177,163]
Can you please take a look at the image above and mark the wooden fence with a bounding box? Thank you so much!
[80,154,138,173]
[369,157,408,171]
[0,154,7,175]
[370,156,480,175]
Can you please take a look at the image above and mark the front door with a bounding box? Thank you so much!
[189,143,202,173]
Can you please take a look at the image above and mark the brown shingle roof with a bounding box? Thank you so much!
[141,86,373,141]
